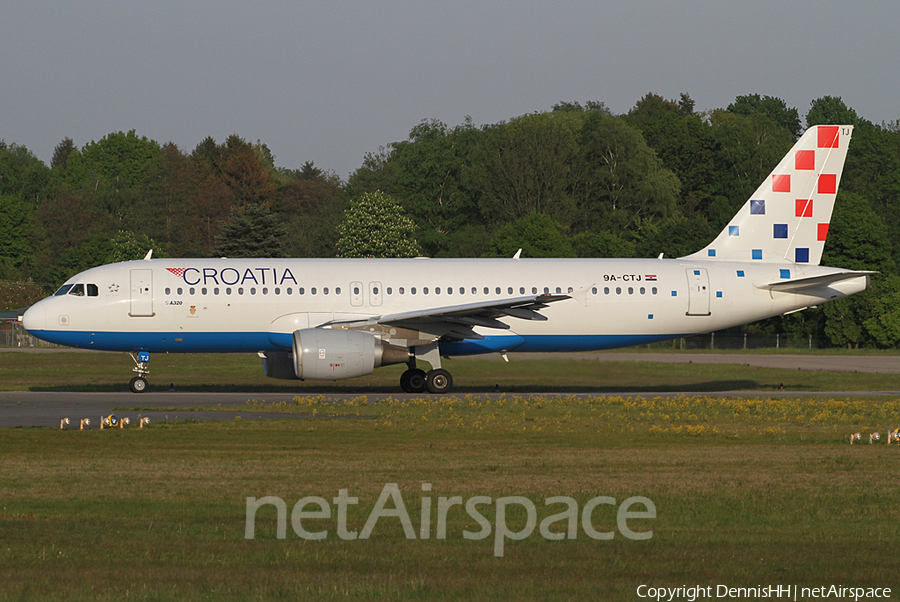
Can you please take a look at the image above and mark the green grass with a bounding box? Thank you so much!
[2,394,900,600]
[3,350,900,393]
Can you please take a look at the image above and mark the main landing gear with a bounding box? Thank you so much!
[398,343,453,394]
[399,366,453,394]
[129,351,150,393]
[399,367,426,393]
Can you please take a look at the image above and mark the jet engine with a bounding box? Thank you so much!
[262,329,410,380]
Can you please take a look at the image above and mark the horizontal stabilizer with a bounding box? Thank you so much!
[758,270,874,293]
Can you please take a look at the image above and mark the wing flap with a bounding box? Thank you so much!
[325,294,569,340]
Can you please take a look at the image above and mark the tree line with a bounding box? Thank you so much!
[1,93,899,347]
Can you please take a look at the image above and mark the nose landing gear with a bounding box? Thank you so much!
[129,351,150,393]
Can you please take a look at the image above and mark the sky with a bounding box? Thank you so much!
[2,1,898,180]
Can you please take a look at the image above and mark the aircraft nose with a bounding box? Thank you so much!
[22,302,47,333]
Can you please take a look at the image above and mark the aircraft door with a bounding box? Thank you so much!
[369,282,382,307]
[685,268,711,316]
[350,282,363,307]
[130,269,154,317]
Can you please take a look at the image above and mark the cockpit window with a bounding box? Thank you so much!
[60,283,98,297]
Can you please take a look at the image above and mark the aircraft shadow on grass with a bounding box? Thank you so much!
[29,379,776,394]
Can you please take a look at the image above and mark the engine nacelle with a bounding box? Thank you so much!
[263,329,410,381]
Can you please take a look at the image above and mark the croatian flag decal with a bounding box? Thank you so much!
[644,275,657,281]
[166,268,186,279]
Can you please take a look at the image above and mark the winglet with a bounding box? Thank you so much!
[143,250,153,260]
[513,249,522,259]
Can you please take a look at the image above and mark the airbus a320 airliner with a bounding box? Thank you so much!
[23,125,870,393]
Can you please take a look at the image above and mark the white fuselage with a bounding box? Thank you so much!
[22,257,867,356]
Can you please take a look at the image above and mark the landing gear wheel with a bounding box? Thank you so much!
[129,376,148,393]
[425,369,453,394]
[400,369,427,393]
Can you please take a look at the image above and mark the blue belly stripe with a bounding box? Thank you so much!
[27,329,690,355]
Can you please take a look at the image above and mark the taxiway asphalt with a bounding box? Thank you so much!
[2,351,899,428]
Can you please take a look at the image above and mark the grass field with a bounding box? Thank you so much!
[2,353,900,600]
[4,350,900,393]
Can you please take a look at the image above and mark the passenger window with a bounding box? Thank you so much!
[508,287,513,295]
[556,287,562,294]
[640,287,645,295]
[226,288,232,295]
[335,287,341,295]
[238,287,244,295]
[324,287,329,295]
[299,288,305,295]
[189,287,195,295]
[353,286,360,295]
[275,288,280,295]
[519,287,525,294]
[262,288,267,295]
[311,288,317,295]
[616,287,622,295]
[435,287,441,294]
[214,287,220,295]
[483,287,489,295]
[544,287,549,294]
[628,287,634,295]
[568,287,573,293]
[532,287,537,294]
[592,287,598,295]
[652,287,658,295]
[202,288,208,295]
[250,288,256,295]
[604,287,610,295]
[399,287,405,295]
[177,287,183,295]
[287,288,293,295]
[411,287,417,295]
[165,287,171,295]
[423,287,429,294]
[495,287,500,295]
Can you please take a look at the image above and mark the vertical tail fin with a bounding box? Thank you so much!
[683,125,853,265]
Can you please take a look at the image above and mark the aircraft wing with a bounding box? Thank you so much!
[758,271,875,293]
[325,294,570,341]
